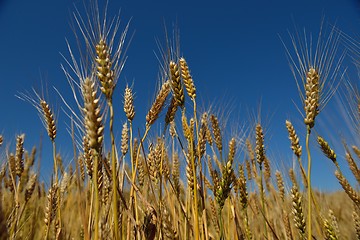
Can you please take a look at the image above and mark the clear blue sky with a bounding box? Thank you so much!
[1,0,360,190]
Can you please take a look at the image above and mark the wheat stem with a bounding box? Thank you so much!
[93,150,100,240]
[306,126,312,240]
[108,101,120,240]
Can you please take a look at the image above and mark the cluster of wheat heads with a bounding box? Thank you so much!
[1,2,360,240]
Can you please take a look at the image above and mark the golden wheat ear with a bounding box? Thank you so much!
[286,120,302,157]
[124,85,135,122]
[179,57,196,100]
[17,90,57,142]
[170,61,185,109]
[291,184,306,239]
[82,78,104,151]
[255,123,265,168]
[146,81,171,126]
[40,100,57,142]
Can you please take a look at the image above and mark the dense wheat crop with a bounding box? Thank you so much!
[1,1,360,240]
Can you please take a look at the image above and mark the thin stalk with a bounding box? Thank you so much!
[53,141,62,235]
[189,131,200,240]
[88,185,94,239]
[10,186,19,238]
[185,188,190,240]
[93,150,100,240]
[297,155,322,237]
[108,101,120,240]
[306,126,312,240]
[126,125,150,240]
[259,168,268,238]
[218,208,224,240]
[193,99,206,240]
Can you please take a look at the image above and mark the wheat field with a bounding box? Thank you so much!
[1,1,360,240]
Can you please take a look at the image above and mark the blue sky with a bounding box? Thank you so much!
[1,0,360,191]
